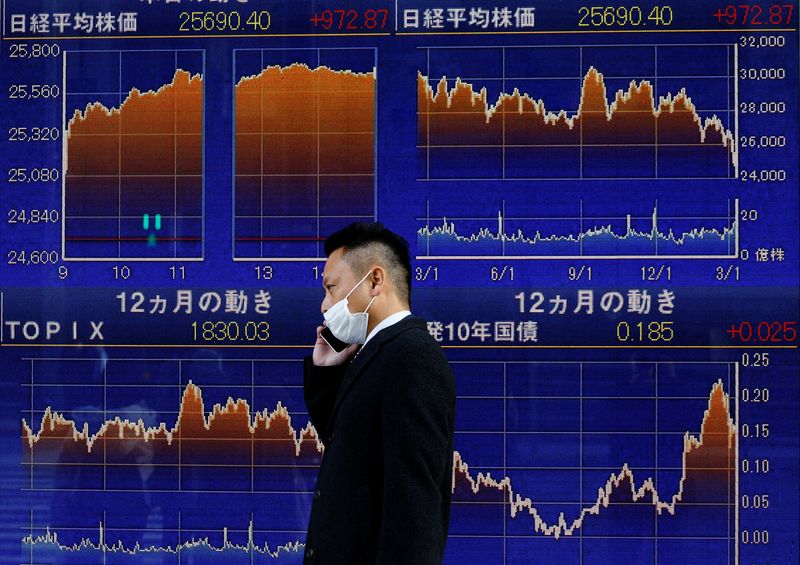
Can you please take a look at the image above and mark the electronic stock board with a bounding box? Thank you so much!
[0,0,798,563]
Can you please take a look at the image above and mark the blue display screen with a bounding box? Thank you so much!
[1,0,797,563]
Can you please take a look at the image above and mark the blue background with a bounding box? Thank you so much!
[1,0,798,563]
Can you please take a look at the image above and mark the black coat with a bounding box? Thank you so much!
[302,315,456,565]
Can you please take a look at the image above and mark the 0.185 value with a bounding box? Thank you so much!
[616,320,674,342]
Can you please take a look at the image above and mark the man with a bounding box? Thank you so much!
[303,222,456,565]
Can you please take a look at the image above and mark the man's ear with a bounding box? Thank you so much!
[370,266,386,295]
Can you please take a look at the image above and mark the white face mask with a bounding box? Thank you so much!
[323,271,376,345]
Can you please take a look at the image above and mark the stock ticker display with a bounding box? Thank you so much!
[0,1,798,564]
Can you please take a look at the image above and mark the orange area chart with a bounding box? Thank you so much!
[24,376,735,535]
[418,67,736,179]
[234,60,375,259]
[23,382,323,470]
[452,380,736,538]
[64,68,203,259]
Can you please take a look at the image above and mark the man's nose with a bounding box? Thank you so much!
[321,296,330,314]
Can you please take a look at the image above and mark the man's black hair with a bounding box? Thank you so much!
[324,222,412,305]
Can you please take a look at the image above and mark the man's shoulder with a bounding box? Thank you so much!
[378,317,448,366]
[381,315,436,346]
[378,318,455,401]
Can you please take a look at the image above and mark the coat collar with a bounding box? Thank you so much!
[329,315,425,421]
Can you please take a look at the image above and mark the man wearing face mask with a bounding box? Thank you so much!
[302,222,456,565]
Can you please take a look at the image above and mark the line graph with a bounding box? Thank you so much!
[452,380,735,536]
[447,360,738,564]
[23,381,323,473]
[15,356,739,564]
[21,358,318,493]
[23,513,305,563]
[417,198,739,259]
[418,44,738,180]
[62,49,205,261]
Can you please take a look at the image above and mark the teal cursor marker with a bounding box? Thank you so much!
[143,213,163,247]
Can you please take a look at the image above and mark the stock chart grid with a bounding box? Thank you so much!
[0,1,797,564]
[16,356,739,565]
